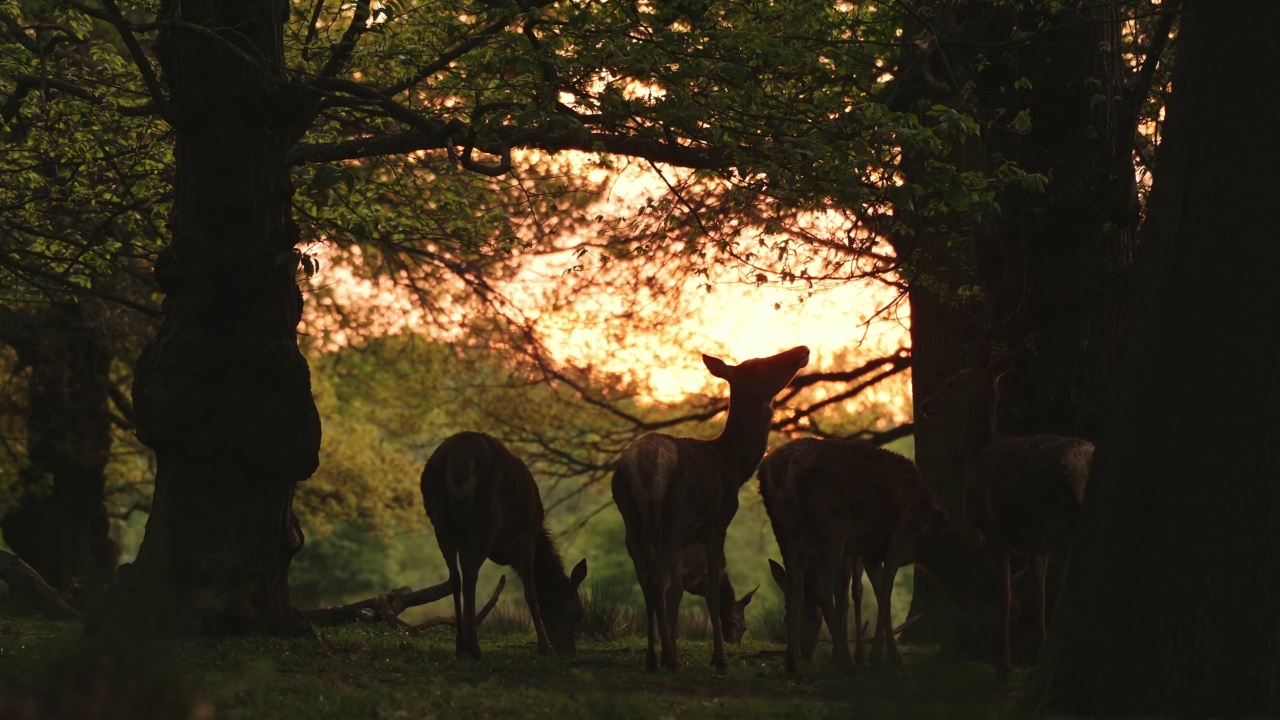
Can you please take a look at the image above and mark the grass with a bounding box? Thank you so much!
[0,618,1031,720]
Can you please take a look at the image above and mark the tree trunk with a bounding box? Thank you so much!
[885,5,988,646]
[1028,1,1279,714]
[84,0,320,637]
[0,303,118,607]
[972,1,1138,441]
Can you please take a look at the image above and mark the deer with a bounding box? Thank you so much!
[612,345,810,671]
[420,431,588,658]
[919,346,1094,676]
[758,437,1006,673]
[678,545,758,643]
[766,556,860,666]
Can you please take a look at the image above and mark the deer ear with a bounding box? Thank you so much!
[738,585,759,608]
[569,559,588,588]
[768,559,787,589]
[703,354,733,379]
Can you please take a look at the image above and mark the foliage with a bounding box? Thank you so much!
[0,0,169,304]
[0,619,1030,720]
[288,523,399,608]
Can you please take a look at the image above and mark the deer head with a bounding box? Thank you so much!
[704,346,811,409]
[768,559,821,661]
[720,586,758,643]
[541,558,588,655]
[918,342,1024,421]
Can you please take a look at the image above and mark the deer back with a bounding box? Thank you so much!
[762,438,929,561]
[420,431,544,564]
[614,433,742,550]
[967,434,1094,554]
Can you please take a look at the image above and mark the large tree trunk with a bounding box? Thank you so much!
[0,303,118,606]
[85,0,320,637]
[972,1,1138,440]
[1028,1,1279,714]
[883,4,988,646]
[894,0,1143,651]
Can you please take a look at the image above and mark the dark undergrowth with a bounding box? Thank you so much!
[0,619,1030,720]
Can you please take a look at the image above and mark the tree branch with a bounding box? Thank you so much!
[0,551,84,620]
[68,0,174,124]
[318,0,371,80]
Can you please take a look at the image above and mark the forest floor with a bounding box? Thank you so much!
[0,619,1031,719]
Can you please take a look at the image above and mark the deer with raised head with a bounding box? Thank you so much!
[919,347,1093,676]
[421,431,588,658]
[758,437,1005,673]
[678,545,758,643]
[612,345,810,671]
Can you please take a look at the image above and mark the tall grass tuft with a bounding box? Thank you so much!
[580,578,637,639]
[483,602,533,636]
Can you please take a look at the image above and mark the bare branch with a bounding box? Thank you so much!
[413,575,506,632]
[0,551,83,620]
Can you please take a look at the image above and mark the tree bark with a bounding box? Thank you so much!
[84,0,321,637]
[1028,0,1279,714]
[0,302,118,606]
[971,1,1138,441]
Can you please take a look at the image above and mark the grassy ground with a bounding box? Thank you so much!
[0,619,1030,720]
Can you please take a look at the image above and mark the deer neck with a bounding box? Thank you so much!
[962,383,999,467]
[712,397,774,483]
[530,528,571,601]
[911,514,994,607]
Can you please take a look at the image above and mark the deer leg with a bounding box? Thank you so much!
[864,561,888,667]
[815,547,853,673]
[782,547,806,674]
[659,546,682,671]
[521,543,552,655]
[851,557,865,667]
[435,531,466,658]
[626,534,661,672]
[995,549,1013,678]
[459,553,484,659]
[704,536,728,671]
[1028,553,1050,661]
[877,547,908,667]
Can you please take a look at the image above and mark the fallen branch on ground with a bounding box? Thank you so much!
[414,575,506,633]
[0,551,83,620]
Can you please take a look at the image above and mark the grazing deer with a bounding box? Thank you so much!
[679,545,758,643]
[758,437,1004,673]
[919,348,1093,676]
[612,345,810,671]
[421,431,588,658]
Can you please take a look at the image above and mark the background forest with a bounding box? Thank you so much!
[1,0,1276,717]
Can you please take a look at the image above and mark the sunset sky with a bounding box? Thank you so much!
[303,155,912,415]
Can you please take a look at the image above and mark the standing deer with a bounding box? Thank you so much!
[421,431,588,658]
[919,348,1093,676]
[612,345,810,671]
[678,545,758,643]
[766,556,857,666]
[758,437,1005,673]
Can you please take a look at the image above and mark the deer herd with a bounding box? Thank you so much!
[419,343,1094,678]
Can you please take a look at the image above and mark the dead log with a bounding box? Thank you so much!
[300,576,506,630]
[0,550,83,620]
[414,575,506,632]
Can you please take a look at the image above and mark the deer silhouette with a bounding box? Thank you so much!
[421,431,587,658]
[612,345,809,671]
[758,437,1005,673]
[920,347,1093,676]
